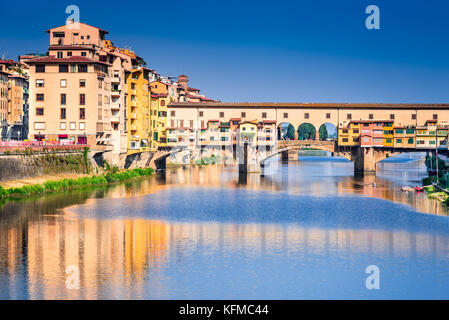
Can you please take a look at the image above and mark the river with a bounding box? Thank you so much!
[1,152,448,299]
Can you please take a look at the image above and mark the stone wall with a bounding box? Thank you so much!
[0,152,87,182]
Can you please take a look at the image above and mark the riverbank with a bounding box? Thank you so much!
[422,155,449,206]
[0,167,154,201]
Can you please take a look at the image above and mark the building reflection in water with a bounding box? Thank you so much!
[1,212,449,299]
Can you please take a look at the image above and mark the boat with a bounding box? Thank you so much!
[415,186,424,192]
[401,186,415,192]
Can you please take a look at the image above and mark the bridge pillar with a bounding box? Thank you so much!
[353,147,377,174]
[288,149,298,161]
[281,150,289,162]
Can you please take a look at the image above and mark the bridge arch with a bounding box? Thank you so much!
[297,123,317,141]
[318,123,338,141]
[277,122,296,140]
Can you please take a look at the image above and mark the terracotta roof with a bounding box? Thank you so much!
[0,59,16,65]
[46,22,109,34]
[48,45,96,50]
[26,55,110,65]
[262,120,276,124]
[168,102,449,109]
[151,93,168,98]
[187,87,200,92]
[230,118,241,121]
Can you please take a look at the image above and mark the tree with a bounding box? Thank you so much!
[286,124,295,139]
[298,123,316,140]
[319,124,328,140]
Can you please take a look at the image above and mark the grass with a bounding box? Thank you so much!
[0,167,154,201]
[193,154,222,166]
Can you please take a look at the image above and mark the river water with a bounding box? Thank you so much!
[1,152,448,299]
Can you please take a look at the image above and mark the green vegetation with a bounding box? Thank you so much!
[319,125,328,140]
[298,123,316,140]
[422,155,449,207]
[0,168,154,201]
[193,154,222,166]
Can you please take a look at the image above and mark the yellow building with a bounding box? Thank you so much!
[382,122,394,147]
[239,121,258,145]
[337,121,361,146]
[126,66,150,154]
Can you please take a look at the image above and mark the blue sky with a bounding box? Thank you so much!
[1,0,448,102]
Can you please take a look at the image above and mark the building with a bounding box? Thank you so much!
[240,121,258,145]
[0,59,29,140]
[0,69,8,137]
[338,121,361,146]
[393,126,415,148]
[127,66,150,154]
[27,22,115,147]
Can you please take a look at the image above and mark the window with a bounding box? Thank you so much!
[60,79,67,87]
[67,52,72,57]
[369,114,374,120]
[53,32,65,38]
[353,129,359,134]
[36,108,44,116]
[283,113,288,119]
[59,64,68,73]
[79,122,85,130]
[170,111,175,117]
[79,79,86,87]
[78,64,88,72]
[60,122,66,130]
[396,139,402,144]
[160,100,165,107]
[131,83,135,90]
[408,138,414,144]
[304,113,309,119]
[80,94,85,105]
[190,120,194,128]
[241,112,246,118]
[57,52,63,58]
[60,108,66,119]
[219,112,225,118]
[70,64,76,73]
[395,129,403,134]
[262,112,267,119]
[433,114,438,120]
[60,94,66,105]
[326,113,331,119]
[70,122,76,130]
[81,52,87,57]
[342,138,348,142]
[412,114,417,120]
[36,64,45,73]
[34,122,45,130]
[406,129,414,134]
[390,114,395,120]
[36,94,44,101]
[199,111,204,117]
[347,114,352,120]
[36,79,44,87]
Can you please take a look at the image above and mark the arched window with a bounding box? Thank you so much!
[160,100,165,107]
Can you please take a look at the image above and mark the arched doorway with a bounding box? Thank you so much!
[297,123,317,140]
[277,122,296,140]
[318,123,337,141]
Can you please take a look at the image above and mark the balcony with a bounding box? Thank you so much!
[111,89,122,97]
[96,71,107,78]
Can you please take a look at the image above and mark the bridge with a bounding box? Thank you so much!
[241,139,441,175]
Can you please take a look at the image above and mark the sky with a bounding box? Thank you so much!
[1,0,448,103]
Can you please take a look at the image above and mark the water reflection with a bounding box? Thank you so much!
[1,153,448,299]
